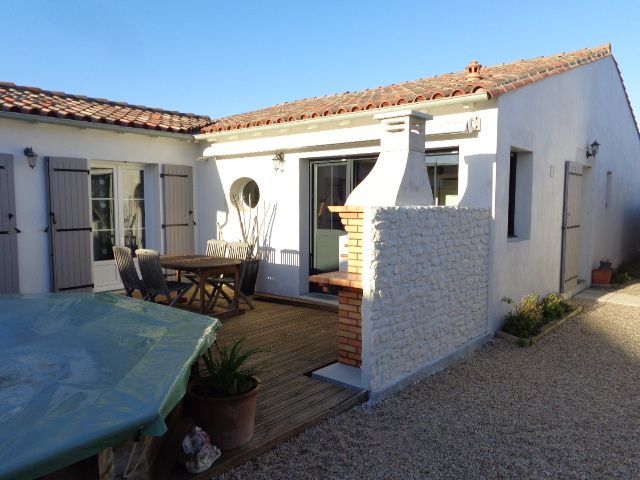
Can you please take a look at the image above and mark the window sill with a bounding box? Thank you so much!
[507,236,529,243]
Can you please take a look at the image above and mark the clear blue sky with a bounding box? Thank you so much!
[3,1,639,121]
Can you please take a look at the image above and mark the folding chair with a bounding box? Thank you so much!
[135,248,191,307]
[207,242,256,310]
[113,246,148,299]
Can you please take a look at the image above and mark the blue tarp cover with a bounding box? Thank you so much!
[0,293,219,480]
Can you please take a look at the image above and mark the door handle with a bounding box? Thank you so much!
[50,212,57,224]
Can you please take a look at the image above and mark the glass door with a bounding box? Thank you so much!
[312,162,347,274]
[91,164,147,291]
[309,156,377,285]
[91,168,116,262]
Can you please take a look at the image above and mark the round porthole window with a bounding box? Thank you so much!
[242,179,260,208]
[230,177,260,209]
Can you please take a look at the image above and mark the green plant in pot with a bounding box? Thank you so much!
[188,339,261,450]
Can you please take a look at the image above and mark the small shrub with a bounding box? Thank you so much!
[541,293,573,321]
[612,270,632,285]
[503,293,575,339]
[195,338,261,397]
[502,295,543,338]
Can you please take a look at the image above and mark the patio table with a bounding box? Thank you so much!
[0,292,219,480]
[160,254,242,317]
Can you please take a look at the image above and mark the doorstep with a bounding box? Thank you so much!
[576,289,640,307]
[312,362,365,391]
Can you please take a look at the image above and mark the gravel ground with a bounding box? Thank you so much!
[617,279,640,296]
[217,298,640,480]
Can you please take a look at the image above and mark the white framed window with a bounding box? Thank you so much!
[91,164,146,261]
[230,177,261,210]
[425,148,459,206]
[507,149,533,239]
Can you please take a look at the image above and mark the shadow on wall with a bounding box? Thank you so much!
[255,247,300,295]
[621,205,640,262]
[281,249,299,267]
[196,159,227,248]
[458,154,495,208]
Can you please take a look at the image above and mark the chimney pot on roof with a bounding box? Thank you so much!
[466,60,482,81]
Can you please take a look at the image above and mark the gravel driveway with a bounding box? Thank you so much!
[217,296,640,479]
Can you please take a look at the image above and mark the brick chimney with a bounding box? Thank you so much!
[466,60,483,81]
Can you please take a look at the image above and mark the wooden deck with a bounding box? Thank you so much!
[172,295,367,477]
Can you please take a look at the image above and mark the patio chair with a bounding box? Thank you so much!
[113,246,148,299]
[135,248,192,307]
[207,242,255,311]
[205,239,228,257]
[187,239,230,305]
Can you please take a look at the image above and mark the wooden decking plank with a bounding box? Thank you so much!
[255,384,353,431]
[131,295,366,479]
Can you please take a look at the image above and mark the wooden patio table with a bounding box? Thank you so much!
[160,254,242,317]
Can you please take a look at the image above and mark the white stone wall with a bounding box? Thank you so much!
[362,206,490,395]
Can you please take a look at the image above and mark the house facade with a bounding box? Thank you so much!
[196,44,640,334]
[0,90,208,293]
[1,44,638,339]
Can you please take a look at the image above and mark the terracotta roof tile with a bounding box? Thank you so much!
[0,83,211,134]
[202,44,612,133]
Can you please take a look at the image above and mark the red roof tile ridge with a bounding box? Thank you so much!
[202,44,611,134]
[1,82,211,121]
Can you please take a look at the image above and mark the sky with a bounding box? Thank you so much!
[2,1,640,121]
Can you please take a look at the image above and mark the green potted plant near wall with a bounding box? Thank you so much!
[188,339,261,450]
[592,258,613,285]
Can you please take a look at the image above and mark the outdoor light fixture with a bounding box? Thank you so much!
[24,147,38,169]
[272,151,285,172]
[586,140,600,158]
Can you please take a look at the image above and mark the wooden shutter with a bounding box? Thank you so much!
[47,157,93,292]
[560,161,583,293]
[0,154,19,293]
[162,165,194,254]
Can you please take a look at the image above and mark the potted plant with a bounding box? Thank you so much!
[592,258,613,285]
[188,339,261,450]
[229,195,275,296]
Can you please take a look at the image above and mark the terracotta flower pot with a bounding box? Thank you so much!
[592,268,612,285]
[188,378,260,450]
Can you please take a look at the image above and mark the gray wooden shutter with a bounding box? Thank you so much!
[0,154,20,293]
[561,161,583,293]
[162,164,194,254]
[47,157,93,292]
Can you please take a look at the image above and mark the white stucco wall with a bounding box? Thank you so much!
[361,206,491,396]
[0,117,200,293]
[199,102,499,297]
[491,57,640,330]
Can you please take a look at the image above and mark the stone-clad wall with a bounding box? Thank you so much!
[363,206,491,395]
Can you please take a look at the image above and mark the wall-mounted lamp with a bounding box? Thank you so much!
[24,147,38,169]
[586,140,600,158]
[272,151,285,172]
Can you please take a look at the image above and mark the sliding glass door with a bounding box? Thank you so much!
[310,157,376,280]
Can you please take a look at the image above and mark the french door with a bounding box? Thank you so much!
[91,164,147,291]
[310,157,376,280]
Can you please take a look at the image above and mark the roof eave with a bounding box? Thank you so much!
[0,111,198,140]
[194,92,491,142]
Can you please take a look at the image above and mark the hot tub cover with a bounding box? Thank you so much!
[0,293,220,480]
